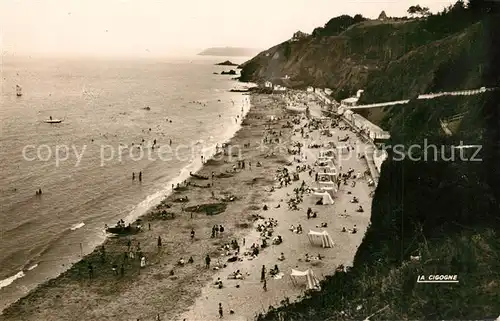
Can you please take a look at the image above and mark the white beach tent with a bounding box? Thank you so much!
[320,165,337,174]
[307,230,335,248]
[290,269,321,290]
[313,191,334,205]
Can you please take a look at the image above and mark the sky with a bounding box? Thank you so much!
[0,0,455,57]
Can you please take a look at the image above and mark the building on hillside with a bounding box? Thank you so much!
[340,97,358,107]
[324,88,333,95]
[307,86,314,92]
[356,89,364,98]
[291,30,309,42]
[264,81,273,88]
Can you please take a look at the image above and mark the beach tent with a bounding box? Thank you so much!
[307,230,334,248]
[290,269,321,290]
[320,165,337,174]
[317,159,335,169]
[317,156,334,162]
[336,145,349,154]
[318,172,336,183]
[313,191,334,205]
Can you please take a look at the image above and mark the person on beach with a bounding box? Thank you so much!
[157,236,162,248]
[205,254,211,268]
[260,265,266,282]
[218,303,223,318]
[88,263,93,280]
[139,171,142,182]
[263,278,267,291]
[191,228,195,240]
[214,225,219,237]
[132,172,135,180]
[38,188,42,195]
[169,139,172,146]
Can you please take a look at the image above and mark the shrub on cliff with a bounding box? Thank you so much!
[312,14,367,37]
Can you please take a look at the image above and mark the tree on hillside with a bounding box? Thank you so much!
[407,4,431,17]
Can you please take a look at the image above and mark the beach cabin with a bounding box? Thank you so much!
[319,149,336,159]
[314,191,335,205]
[307,231,334,248]
[291,30,309,42]
[341,97,359,107]
[290,269,321,290]
[343,109,354,123]
[318,172,337,184]
[336,145,349,155]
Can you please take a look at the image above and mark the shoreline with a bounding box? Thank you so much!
[1,93,296,321]
[0,92,251,314]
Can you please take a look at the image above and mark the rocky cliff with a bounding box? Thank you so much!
[239,9,493,103]
[252,3,500,320]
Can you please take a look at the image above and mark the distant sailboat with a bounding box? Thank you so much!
[16,85,22,97]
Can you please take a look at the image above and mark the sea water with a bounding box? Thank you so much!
[0,55,251,311]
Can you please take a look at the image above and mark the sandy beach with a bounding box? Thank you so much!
[1,91,375,321]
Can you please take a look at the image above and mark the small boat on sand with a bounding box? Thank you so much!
[16,85,22,97]
[190,172,209,180]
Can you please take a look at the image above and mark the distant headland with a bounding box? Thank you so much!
[198,47,261,57]
[215,60,239,66]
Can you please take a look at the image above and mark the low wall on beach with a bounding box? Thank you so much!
[373,149,388,173]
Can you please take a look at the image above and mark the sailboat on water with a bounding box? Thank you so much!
[44,116,63,124]
[16,85,22,97]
